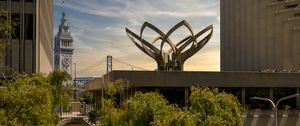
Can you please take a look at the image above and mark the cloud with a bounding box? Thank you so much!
[54,0,220,76]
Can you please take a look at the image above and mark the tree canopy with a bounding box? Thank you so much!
[96,80,243,126]
[0,69,72,126]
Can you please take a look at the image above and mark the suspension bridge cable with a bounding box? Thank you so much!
[112,58,149,71]
[77,57,106,73]
[77,60,106,74]
[77,61,105,74]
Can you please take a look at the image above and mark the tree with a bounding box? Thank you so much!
[0,69,72,126]
[189,87,242,126]
[49,69,72,108]
[0,74,55,125]
[122,92,172,126]
[80,91,94,104]
[96,81,243,126]
[96,79,125,126]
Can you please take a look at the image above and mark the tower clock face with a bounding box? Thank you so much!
[62,57,71,69]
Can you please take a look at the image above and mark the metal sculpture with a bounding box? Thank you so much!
[125,20,213,71]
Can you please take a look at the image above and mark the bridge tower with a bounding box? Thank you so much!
[106,55,112,73]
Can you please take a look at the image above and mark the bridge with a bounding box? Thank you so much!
[76,55,149,77]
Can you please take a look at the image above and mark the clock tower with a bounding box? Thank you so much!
[54,12,74,77]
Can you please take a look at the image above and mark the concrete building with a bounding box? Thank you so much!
[221,0,300,71]
[85,70,300,126]
[0,0,53,74]
[54,12,74,76]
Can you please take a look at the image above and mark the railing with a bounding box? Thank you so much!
[59,102,94,119]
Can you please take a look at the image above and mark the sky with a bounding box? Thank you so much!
[53,0,220,76]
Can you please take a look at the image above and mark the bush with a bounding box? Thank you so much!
[96,81,243,126]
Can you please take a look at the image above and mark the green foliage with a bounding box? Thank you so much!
[0,10,19,66]
[106,79,126,97]
[152,107,196,126]
[80,91,94,104]
[49,69,72,107]
[122,92,171,126]
[189,87,242,126]
[0,74,55,125]
[0,69,72,126]
[96,81,243,126]
[97,80,126,126]
[98,97,124,126]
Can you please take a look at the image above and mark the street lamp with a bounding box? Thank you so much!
[73,63,77,101]
[251,93,299,126]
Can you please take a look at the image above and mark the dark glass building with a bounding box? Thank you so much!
[0,0,53,74]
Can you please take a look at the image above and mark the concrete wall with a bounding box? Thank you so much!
[98,71,300,105]
[36,0,53,73]
[243,109,300,126]
[84,77,103,91]
[103,71,300,88]
[221,0,300,71]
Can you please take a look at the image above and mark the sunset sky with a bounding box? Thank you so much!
[53,0,220,76]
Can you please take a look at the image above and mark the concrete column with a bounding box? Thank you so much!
[184,87,189,106]
[101,88,104,109]
[270,88,274,109]
[269,88,273,100]
[297,88,300,107]
[242,88,246,104]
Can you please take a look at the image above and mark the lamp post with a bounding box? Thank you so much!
[73,63,76,101]
[73,63,76,86]
[251,93,299,126]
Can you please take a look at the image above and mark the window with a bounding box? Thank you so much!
[24,14,33,40]
[286,4,298,8]
[273,88,297,109]
[11,13,20,39]
[246,88,270,109]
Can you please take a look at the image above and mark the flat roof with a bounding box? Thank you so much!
[101,70,300,88]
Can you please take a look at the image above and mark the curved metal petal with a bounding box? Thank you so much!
[167,35,192,54]
[152,36,163,44]
[125,21,213,71]
[126,28,159,59]
[164,20,195,51]
[140,22,166,43]
[140,22,176,56]
[181,25,213,62]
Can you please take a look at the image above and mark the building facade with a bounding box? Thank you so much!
[221,0,300,71]
[0,0,53,74]
[54,12,74,77]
